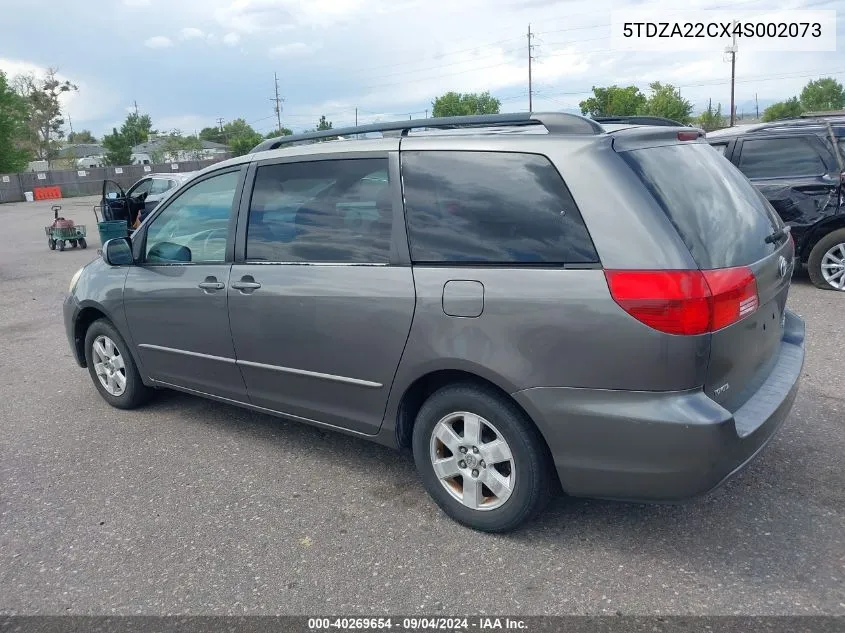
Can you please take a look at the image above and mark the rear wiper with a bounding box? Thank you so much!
[765,225,791,244]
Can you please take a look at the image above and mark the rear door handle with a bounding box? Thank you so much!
[231,279,261,292]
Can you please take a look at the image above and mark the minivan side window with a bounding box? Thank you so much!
[245,158,391,263]
[401,151,598,264]
[738,137,827,179]
[144,170,239,264]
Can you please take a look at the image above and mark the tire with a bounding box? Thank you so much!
[83,319,150,409]
[78,237,87,249]
[807,228,845,291]
[412,383,552,533]
[70,239,78,248]
[48,239,55,250]
[57,240,65,251]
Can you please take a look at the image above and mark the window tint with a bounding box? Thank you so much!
[709,142,728,155]
[246,158,391,263]
[622,143,780,269]
[738,137,827,178]
[128,179,152,198]
[149,178,173,195]
[144,170,238,263]
[401,151,598,264]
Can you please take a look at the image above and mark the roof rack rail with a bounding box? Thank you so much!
[592,116,687,127]
[251,112,604,153]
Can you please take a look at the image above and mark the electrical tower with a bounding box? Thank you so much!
[271,72,285,134]
[528,24,536,112]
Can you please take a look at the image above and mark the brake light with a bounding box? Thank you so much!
[604,267,758,335]
[677,131,701,141]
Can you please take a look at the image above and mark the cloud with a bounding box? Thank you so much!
[268,42,314,57]
[144,36,173,49]
[214,0,367,33]
[180,27,205,40]
[223,32,241,46]
[123,0,151,5]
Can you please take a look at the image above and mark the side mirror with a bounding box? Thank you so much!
[102,237,134,266]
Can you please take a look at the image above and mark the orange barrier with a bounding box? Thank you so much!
[33,186,62,200]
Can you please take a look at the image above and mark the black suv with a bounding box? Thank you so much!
[707,117,845,290]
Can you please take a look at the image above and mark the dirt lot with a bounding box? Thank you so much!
[1,196,843,615]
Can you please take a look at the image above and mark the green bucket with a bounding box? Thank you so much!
[97,220,128,245]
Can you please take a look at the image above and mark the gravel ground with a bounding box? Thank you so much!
[1,196,843,616]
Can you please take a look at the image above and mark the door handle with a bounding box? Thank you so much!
[198,277,224,292]
[231,278,261,292]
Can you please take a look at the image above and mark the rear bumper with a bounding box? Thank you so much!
[512,309,806,502]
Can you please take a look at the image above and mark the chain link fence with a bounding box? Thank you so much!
[0,157,231,204]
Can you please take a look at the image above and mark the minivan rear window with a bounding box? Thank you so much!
[621,143,781,270]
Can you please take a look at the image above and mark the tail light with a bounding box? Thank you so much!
[604,267,759,335]
[677,131,702,141]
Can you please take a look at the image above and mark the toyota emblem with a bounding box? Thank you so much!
[778,255,788,278]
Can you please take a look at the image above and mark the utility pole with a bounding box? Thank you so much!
[355,107,358,126]
[528,24,535,112]
[133,100,139,116]
[67,113,74,137]
[425,109,428,118]
[271,72,284,134]
[755,93,759,119]
[216,117,225,133]
[724,25,737,126]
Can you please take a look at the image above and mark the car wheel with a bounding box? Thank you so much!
[808,228,845,291]
[83,319,150,409]
[412,383,552,533]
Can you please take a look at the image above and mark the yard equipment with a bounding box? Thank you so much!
[93,204,128,245]
[45,205,87,251]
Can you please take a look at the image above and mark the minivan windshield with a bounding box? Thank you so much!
[622,143,782,269]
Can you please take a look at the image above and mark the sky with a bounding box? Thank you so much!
[0,0,842,138]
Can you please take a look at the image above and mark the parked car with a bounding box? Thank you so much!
[707,117,845,291]
[64,113,805,532]
[102,172,196,228]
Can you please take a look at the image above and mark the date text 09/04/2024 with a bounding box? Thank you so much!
[307,617,528,631]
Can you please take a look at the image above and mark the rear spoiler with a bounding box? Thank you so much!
[610,126,706,151]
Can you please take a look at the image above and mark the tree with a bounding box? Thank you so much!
[431,91,501,117]
[102,127,132,165]
[67,130,97,144]
[762,97,804,122]
[199,126,226,144]
[218,118,262,156]
[317,115,333,130]
[696,101,726,131]
[120,112,155,148]
[640,82,694,123]
[579,85,646,117]
[150,131,204,162]
[0,71,32,172]
[799,77,845,112]
[13,68,78,161]
[265,127,293,138]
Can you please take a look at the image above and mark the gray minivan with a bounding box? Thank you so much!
[64,113,805,532]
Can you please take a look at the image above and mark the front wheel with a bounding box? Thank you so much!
[83,319,150,409]
[808,228,845,291]
[57,240,65,251]
[70,239,78,248]
[78,237,87,249]
[48,238,56,250]
[412,384,552,533]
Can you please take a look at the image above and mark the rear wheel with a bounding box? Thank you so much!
[83,319,150,409]
[57,240,65,251]
[48,238,55,250]
[808,228,845,291]
[70,239,78,248]
[78,237,87,249]
[412,383,552,532]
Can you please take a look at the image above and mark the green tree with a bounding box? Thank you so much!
[696,101,726,131]
[102,128,132,165]
[431,91,501,117]
[13,68,78,161]
[67,129,97,144]
[0,71,32,172]
[151,131,204,162]
[266,127,293,138]
[217,119,262,156]
[640,82,693,123]
[579,85,646,117]
[120,112,155,148]
[762,97,804,122]
[317,115,333,130]
[799,77,845,112]
[199,126,226,144]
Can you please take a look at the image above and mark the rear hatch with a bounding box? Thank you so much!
[618,140,795,412]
